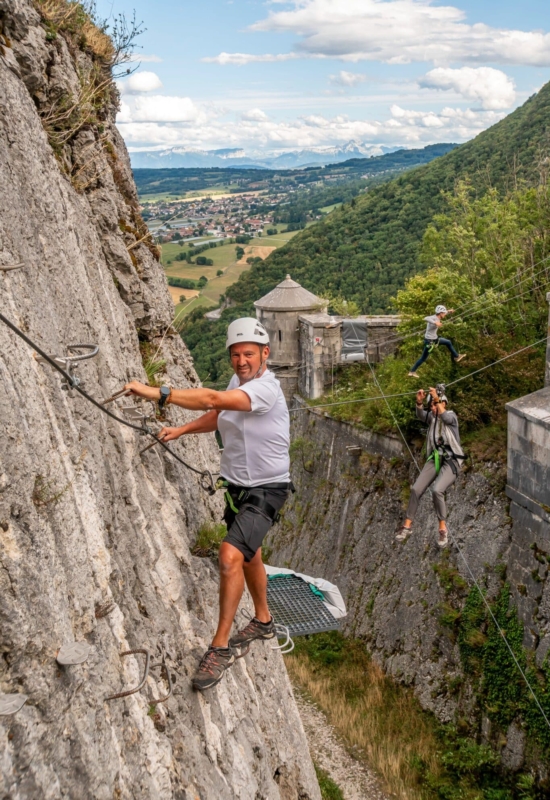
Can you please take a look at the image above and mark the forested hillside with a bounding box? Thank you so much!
[226,82,550,313]
[182,82,550,384]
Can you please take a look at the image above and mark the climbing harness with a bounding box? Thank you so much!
[35,343,99,390]
[0,311,217,493]
[217,479,293,523]
[426,339,438,354]
[56,642,92,666]
[378,370,550,734]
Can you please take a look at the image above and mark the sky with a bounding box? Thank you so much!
[95,0,550,155]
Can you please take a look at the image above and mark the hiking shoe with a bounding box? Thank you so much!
[438,528,449,548]
[395,525,412,542]
[229,616,276,655]
[454,354,466,363]
[408,371,420,378]
[192,646,235,691]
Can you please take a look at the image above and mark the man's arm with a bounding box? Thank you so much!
[158,410,219,442]
[124,381,252,412]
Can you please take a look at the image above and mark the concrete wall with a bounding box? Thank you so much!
[506,386,550,653]
[298,314,401,399]
[256,307,302,367]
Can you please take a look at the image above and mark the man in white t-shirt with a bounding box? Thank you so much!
[124,318,292,691]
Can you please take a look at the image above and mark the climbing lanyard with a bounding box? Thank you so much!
[0,311,217,493]
[426,339,439,354]
[427,449,441,474]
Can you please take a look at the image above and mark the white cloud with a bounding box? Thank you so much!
[117,71,163,95]
[419,67,516,110]
[203,52,298,66]
[121,95,203,123]
[117,95,506,153]
[126,54,163,64]
[206,0,550,67]
[241,108,269,121]
[329,70,366,87]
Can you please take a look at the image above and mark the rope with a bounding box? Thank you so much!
[0,311,216,490]
[367,361,421,471]
[291,334,548,414]
[450,528,550,730]
[371,252,550,349]
[377,359,550,732]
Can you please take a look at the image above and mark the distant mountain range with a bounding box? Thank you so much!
[129,141,399,170]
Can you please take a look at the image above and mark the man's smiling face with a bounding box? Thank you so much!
[230,342,270,383]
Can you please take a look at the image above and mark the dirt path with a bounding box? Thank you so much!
[294,691,389,800]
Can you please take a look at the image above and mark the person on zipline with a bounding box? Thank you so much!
[395,386,465,548]
[408,305,465,378]
[124,318,291,691]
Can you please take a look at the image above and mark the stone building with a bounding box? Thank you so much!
[504,294,550,654]
[254,275,326,399]
[254,276,400,400]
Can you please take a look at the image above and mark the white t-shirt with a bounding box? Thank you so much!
[218,370,290,487]
[424,314,440,340]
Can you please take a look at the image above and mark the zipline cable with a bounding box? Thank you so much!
[368,361,421,471]
[370,358,550,731]
[0,311,216,489]
[371,253,550,349]
[291,334,549,413]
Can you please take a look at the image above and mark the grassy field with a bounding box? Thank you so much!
[286,633,516,800]
[161,232,301,318]
[319,202,342,213]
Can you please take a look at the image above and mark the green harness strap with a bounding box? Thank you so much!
[427,449,442,475]
[215,478,241,514]
[427,339,439,354]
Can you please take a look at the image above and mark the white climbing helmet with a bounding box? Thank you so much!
[226,318,270,350]
[435,304,448,315]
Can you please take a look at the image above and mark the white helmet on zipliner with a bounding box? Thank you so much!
[226,318,270,350]
[435,304,448,315]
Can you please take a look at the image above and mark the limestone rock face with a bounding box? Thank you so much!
[269,410,512,722]
[0,2,319,797]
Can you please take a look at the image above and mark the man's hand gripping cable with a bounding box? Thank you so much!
[0,311,217,494]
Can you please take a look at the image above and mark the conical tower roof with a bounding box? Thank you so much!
[254,275,324,312]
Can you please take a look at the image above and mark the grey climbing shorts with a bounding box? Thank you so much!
[222,487,289,562]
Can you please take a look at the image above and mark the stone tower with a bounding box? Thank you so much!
[254,275,325,399]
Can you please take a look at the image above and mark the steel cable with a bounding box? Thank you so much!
[292,335,548,413]
[364,357,550,732]
[0,311,216,488]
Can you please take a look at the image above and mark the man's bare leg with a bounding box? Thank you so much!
[211,542,245,647]
[243,548,270,623]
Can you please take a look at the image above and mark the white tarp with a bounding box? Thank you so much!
[264,564,347,620]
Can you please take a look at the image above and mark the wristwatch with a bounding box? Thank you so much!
[158,385,172,409]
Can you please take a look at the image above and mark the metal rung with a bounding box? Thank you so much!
[267,575,340,637]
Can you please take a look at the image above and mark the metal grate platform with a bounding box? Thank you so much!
[267,574,340,637]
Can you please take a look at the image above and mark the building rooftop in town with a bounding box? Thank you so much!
[254,275,325,312]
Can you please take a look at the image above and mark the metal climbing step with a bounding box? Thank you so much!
[56,642,92,665]
[0,694,28,715]
[267,574,341,638]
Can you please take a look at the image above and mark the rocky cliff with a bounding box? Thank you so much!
[268,408,550,773]
[0,2,320,797]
